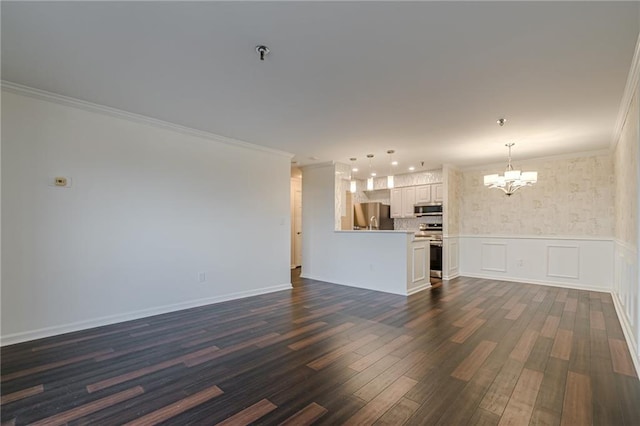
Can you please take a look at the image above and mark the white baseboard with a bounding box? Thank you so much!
[300,273,407,296]
[459,272,611,293]
[611,291,640,377]
[1,283,293,347]
[443,272,460,280]
[407,282,431,296]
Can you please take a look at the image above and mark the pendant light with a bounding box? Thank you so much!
[386,150,395,189]
[349,157,357,193]
[484,119,538,196]
[366,154,375,191]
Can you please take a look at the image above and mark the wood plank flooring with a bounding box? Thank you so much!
[2,270,639,425]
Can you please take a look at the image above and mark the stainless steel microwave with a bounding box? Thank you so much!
[414,203,443,216]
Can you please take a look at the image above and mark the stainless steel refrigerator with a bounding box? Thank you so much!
[353,203,394,230]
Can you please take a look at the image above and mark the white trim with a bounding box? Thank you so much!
[299,161,335,170]
[443,272,460,281]
[546,245,580,280]
[412,245,427,283]
[460,234,614,242]
[614,237,638,254]
[612,33,640,151]
[299,274,408,296]
[0,284,293,346]
[407,282,431,296]
[611,291,640,377]
[481,242,507,272]
[449,240,459,271]
[459,272,611,293]
[1,80,293,159]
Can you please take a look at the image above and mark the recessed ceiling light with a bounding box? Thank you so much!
[309,156,319,160]
[409,166,415,171]
[371,172,377,176]
[391,161,398,166]
[352,168,358,172]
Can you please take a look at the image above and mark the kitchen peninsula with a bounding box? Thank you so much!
[334,230,431,295]
[301,163,433,296]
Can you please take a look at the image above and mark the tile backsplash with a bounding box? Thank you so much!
[394,216,442,231]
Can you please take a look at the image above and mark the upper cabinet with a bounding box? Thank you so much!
[433,183,444,202]
[415,183,444,204]
[391,183,443,218]
[415,185,431,204]
[390,186,416,218]
[402,187,416,217]
[390,188,403,218]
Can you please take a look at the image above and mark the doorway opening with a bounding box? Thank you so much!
[291,168,302,269]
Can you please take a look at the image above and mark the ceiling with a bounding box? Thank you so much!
[2,2,638,178]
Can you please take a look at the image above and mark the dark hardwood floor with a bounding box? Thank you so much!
[2,270,639,425]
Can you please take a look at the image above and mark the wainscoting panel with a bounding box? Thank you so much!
[459,235,613,292]
[443,236,459,280]
[412,245,427,283]
[613,239,639,373]
[481,243,507,272]
[547,245,580,279]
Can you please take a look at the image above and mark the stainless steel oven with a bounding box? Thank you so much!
[430,240,443,278]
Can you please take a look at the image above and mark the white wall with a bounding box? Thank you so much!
[1,88,292,345]
[301,163,410,295]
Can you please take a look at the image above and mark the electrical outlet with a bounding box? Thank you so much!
[198,272,206,283]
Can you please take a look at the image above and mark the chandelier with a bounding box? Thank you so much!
[483,119,537,196]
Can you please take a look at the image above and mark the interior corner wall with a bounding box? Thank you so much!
[1,90,292,345]
[613,85,640,363]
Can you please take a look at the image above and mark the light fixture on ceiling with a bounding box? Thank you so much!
[349,158,357,193]
[366,154,375,191]
[483,119,537,196]
[256,45,270,61]
[386,150,395,189]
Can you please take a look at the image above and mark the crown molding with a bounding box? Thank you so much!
[1,80,294,159]
[611,32,640,151]
[298,161,335,170]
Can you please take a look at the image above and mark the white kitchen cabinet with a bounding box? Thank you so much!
[391,187,416,218]
[402,187,416,217]
[432,183,444,202]
[390,188,403,218]
[416,183,444,204]
[415,185,431,204]
[391,184,442,218]
[408,239,431,294]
